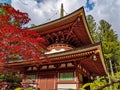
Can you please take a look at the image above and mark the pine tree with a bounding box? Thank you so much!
[81,15,120,90]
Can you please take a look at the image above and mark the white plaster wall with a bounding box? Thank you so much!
[58,84,76,90]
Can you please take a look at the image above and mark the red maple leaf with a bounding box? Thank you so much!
[0,4,46,72]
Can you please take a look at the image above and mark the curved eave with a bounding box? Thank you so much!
[81,9,94,44]
[97,43,108,75]
[31,7,93,44]
[48,43,107,75]
[7,43,107,76]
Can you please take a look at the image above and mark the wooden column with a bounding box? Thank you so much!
[75,68,79,88]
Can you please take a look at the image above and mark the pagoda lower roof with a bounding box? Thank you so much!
[7,43,107,76]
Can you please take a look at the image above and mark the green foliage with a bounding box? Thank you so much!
[102,41,117,59]
[25,88,33,90]
[15,88,23,90]
[86,15,97,42]
[98,20,118,41]
[87,15,120,73]
[0,4,8,15]
[0,72,22,83]
[80,77,108,90]
[79,83,91,90]
[79,72,120,90]
[0,72,22,89]
[85,15,120,90]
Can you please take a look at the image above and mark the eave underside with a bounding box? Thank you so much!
[31,7,93,47]
[7,43,107,76]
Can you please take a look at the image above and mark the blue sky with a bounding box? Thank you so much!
[0,0,11,4]
[0,0,120,40]
[35,0,43,3]
[85,0,95,10]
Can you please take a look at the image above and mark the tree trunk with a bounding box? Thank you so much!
[109,59,114,76]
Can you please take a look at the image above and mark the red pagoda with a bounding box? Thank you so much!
[7,6,107,90]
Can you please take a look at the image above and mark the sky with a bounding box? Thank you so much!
[0,0,120,40]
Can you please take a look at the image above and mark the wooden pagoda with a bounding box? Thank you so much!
[7,7,107,90]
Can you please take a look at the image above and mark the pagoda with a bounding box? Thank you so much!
[7,6,107,90]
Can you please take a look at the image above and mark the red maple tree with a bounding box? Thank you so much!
[0,4,46,72]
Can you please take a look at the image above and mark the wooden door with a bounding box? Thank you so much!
[38,74,56,90]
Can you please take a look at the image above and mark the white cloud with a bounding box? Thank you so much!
[88,0,120,40]
[11,0,120,40]
[11,0,86,26]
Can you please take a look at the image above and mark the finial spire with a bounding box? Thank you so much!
[60,3,64,18]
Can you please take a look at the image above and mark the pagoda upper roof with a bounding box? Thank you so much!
[30,7,94,47]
